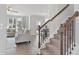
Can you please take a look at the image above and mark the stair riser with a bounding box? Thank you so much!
[40,48,50,55]
[57,30,60,34]
[46,44,60,51]
[54,34,59,39]
[46,44,60,54]
[50,39,60,47]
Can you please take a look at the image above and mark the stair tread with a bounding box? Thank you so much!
[46,43,60,54]
[46,43,60,51]
[41,48,59,55]
[50,38,60,46]
[50,38,60,41]
[40,48,50,55]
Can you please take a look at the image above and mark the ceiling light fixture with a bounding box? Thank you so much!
[7,6,18,13]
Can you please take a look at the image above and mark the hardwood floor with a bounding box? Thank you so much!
[6,36,38,55]
[6,36,79,55]
[6,43,35,55]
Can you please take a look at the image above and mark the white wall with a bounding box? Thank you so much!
[47,4,74,37]
[74,4,79,45]
[30,15,45,35]
[22,16,29,29]
[0,4,6,54]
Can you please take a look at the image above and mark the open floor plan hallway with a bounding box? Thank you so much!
[6,36,38,55]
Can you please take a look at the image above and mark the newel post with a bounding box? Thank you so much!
[37,24,41,55]
[38,25,41,48]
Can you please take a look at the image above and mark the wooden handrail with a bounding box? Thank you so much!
[40,4,69,29]
[64,11,79,27]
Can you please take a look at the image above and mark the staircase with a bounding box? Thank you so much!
[37,4,79,55]
[41,38,61,55]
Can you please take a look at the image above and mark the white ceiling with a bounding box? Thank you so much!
[7,4,50,15]
[74,4,79,11]
[7,4,66,17]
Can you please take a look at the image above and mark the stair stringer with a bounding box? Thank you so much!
[40,36,51,49]
[40,28,59,49]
